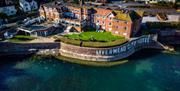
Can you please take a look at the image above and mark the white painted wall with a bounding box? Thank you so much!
[20,0,31,12]
[142,14,180,23]
[30,0,38,10]
[19,0,38,12]
[167,15,180,22]
[142,16,159,23]
[0,6,17,16]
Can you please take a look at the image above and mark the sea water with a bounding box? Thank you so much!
[0,49,180,91]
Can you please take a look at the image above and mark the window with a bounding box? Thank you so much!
[11,11,14,14]
[102,26,105,29]
[109,28,112,31]
[109,23,112,26]
[103,16,105,19]
[124,27,128,31]
[123,33,127,36]
[91,19,94,22]
[124,21,128,24]
[116,26,118,29]
[110,17,112,20]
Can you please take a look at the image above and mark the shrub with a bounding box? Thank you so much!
[8,35,36,42]
[58,36,81,46]
[82,39,128,48]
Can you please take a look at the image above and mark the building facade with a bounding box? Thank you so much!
[0,6,17,16]
[0,0,17,7]
[39,1,143,38]
[19,0,38,12]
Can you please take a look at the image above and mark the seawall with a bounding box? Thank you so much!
[0,42,60,56]
[0,35,164,61]
[158,30,180,45]
[60,35,164,61]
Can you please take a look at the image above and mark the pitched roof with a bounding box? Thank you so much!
[113,10,142,22]
[94,8,112,16]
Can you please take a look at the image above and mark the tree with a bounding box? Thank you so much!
[0,13,8,19]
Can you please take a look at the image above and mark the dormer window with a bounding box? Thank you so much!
[124,21,128,24]
[103,17,105,19]
[124,27,128,30]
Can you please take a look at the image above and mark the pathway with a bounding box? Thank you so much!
[29,37,55,43]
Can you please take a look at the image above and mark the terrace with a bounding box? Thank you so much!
[16,16,63,37]
[56,31,128,48]
[17,22,57,37]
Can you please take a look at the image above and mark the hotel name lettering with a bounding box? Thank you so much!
[96,36,151,55]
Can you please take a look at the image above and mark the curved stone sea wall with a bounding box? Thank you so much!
[60,35,164,61]
[0,35,164,61]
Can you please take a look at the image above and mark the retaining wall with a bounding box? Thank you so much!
[0,42,60,56]
[60,35,164,61]
[0,35,164,61]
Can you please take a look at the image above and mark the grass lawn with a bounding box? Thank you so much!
[8,35,36,43]
[64,32,124,42]
[58,32,128,48]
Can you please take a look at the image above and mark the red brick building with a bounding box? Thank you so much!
[39,1,143,39]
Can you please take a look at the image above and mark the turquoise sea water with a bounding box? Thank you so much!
[0,49,180,91]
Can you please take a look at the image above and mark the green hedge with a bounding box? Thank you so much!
[8,35,36,43]
[57,36,81,46]
[57,36,128,48]
[81,39,128,47]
